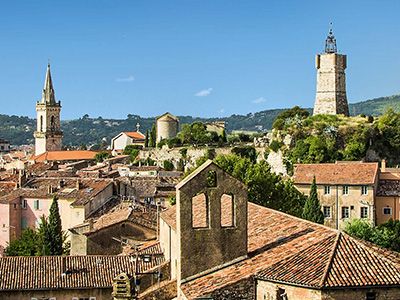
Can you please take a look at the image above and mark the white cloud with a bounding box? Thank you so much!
[252,97,267,104]
[115,75,135,82]
[195,88,213,97]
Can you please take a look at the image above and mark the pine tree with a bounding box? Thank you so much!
[48,196,63,255]
[221,129,227,143]
[302,176,325,224]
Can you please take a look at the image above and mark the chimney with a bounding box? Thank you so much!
[76,180,81,190]
[382,159,386,172]
[48,185,53,194]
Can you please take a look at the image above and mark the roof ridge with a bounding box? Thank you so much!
[319,231,341,287]
[342,232,400,267]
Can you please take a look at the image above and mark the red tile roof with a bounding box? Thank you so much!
[293,162,379,185]
[0,243,164,291]
[163,202,400,298]
[32,150,98,162]
[257,233,400,288]
[124,131,145,140]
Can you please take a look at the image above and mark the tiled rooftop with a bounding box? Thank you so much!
[377,180,400,196]
[0,178,113,206]
[32,150,98,162]
[293,162,379,185]
[161,202,400,298]
[124,131,145,140]
[0,243,164,291]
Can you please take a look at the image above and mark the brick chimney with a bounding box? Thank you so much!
[381,159,386,172]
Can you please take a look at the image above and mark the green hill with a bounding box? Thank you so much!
[1,94,400,146]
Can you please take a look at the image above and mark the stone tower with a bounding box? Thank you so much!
[176,160,248,289]
[34,64,63,155]
[313,28,349,116]
[156,112,179,143]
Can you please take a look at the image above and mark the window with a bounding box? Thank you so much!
[360,207,368,219]
[277,287,288,300]
[323,206,331,218]
[34,200,40,210]
[324,186,331,195]
[40,116,43,132]
[342,185,349,195]
[361,185,368,195]
[366,292,376,300]
[221,194,234,227]
[21,199,27,209]
[341,206,349,219]
[21,218,28,229]
[383,207,392,215]
[192,193,209,228]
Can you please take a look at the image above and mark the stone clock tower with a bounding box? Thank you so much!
[313,28,349,116]
[34,64,63,155]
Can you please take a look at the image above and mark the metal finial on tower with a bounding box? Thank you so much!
[325,23,337,54]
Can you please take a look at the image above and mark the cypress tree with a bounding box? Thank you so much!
[37,216,51,256]
[144,130,149,148]
[302,176,325,224]
[149,124,157,147]
[48,196,63,255]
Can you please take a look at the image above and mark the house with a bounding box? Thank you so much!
[111,131,145,155]
[159,160,400,299]
[0,139,10,153]
[0,242,169,300]
[31,150,98,163]
[0,178,114,255]
[293,161,379,230]
[375,160,400,224]
[69,202,157,255]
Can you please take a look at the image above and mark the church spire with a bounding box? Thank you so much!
[325,23,337,54]
[41,63,56,104]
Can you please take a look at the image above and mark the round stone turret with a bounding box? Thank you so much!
[156,112,179,143]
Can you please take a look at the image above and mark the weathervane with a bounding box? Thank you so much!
[325,22,337,54]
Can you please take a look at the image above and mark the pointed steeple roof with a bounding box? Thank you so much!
[41,63,56,104]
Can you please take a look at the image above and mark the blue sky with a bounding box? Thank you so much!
[1,0,400,119]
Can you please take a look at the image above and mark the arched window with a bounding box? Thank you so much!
[40,116,43,132]
[221,194,234,227]
[192,193,209,228]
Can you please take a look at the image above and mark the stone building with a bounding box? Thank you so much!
[0,178,114,255]
[376,160,400,224]
[313,28,349,116]
[111,129,145,155]
[293,161,379,230]
[0,139,10,153]
[156,112,179,143]
[0,243,168,300]
[159,160,400,299]
[34,64,63,155]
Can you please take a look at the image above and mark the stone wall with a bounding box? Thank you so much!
[257,280,321,300]
[322,288,400,300]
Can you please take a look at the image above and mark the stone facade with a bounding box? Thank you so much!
[176,161,248,287]
[313,30,349,116]
[34,64,63,155]
[296,183,376,230]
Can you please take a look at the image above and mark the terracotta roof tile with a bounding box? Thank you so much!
[179,203,400,298]
[32,150,98,162]
[124,132,145,140]
[293,162,379,185]
[0,243,164,291]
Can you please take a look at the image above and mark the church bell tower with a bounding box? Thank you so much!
[313,26,349,116]
[34,64,63,155]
